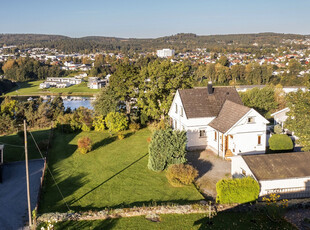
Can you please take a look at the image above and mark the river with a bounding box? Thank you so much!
[9,96,95,110]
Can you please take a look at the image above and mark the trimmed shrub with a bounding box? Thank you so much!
[129,123,140,132]
[148,129,187,171]
[216,177,260,204]
[166,164,198,187]
[274,124,283,134]
[269,134,293,152]
[77,137,92,154]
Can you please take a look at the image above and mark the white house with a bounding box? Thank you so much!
[39,82,51,89]
[231,152,310,198]
[168,82,269,158]
[271,107,290,128]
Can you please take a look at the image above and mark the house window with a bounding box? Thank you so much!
[248,117,255,123]
[180,106,183,117]
[175,103,178,114]
[214,131,217,141]
[175,120,177,129]
[241,168,246,176]
[258,135,262,145]
[199,129,206,138]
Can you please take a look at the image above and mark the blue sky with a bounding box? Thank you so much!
[1,0,309,38]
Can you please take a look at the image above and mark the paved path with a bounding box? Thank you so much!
[187,149,231,199]
[0,159,44,230]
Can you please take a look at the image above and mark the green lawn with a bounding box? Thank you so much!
[5,81,99,96]
[0,129,51,163]
[43,212,295,230]
[39,128,204,213]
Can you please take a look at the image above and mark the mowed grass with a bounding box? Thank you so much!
[46,212,295,230]
[39,128,204,213]
[0,129,51,163]
[5,80,99,96]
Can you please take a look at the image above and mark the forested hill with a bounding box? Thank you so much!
[0,33,308,53]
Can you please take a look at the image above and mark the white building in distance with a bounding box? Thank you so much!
[157,49,175,58]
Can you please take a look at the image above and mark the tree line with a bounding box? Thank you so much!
[2,57,67,81]
[1,33,308,54]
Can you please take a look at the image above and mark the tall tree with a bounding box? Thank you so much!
[285,90,310,151]
[138,60,193,120]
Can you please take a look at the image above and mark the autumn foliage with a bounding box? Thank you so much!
[77,136,92,154]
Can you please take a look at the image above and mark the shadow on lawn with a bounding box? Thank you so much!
[0,129,52,163]
[70,152,149,206]
[92,136,117,151]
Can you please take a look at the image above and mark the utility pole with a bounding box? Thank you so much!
[24,120,32,227]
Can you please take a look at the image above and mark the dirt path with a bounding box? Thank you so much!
[187,149,231,199]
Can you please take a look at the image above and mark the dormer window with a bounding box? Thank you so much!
[175,103,178,114]
[247,117,255,123]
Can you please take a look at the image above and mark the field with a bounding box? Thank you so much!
[5,80,99,96]
[42,212,295,230]
[39,128,204,213]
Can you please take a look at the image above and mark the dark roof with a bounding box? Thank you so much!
[242,152,310,180]
[208,100,251,133]
[178,87,243,118]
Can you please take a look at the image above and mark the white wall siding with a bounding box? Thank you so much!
[227,110,267,155]
[260,177,310,196]
[231,156,256,178]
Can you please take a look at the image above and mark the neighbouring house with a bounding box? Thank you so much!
[46,77,82,85]
[271,107,290,129]
[87,77,109,89]
[168,82,269,158]
[39,82,51,89]
[231,152,310,198]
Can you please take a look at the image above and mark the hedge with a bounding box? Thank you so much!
[269,134,293,152]
[148,129,187,171]
[216,177,260,204]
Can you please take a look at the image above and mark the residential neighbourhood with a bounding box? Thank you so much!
[1,1,310,229]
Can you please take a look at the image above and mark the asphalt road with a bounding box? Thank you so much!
[0,159,44,230]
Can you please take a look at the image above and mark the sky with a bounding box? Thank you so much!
[1,0,309,38]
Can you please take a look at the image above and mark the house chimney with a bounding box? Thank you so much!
[207,81,213,94]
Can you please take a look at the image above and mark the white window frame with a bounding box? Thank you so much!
[199,129,206,138]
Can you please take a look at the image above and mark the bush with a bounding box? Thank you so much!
[140,113,148,126]
[77,137,92,154]
[216,177,260,204]
[274,124,283,134]
[166,164,198,187]
[148,129,187,171]
[269,134,293,152]
[117,133,125,140]
[129,123,140,132]
[105,112,128,134]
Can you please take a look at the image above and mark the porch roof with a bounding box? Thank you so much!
[208,100,251,133]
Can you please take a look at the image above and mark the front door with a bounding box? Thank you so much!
[225,135,229,152]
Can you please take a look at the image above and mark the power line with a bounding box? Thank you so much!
[29,130,71,212]
[0,142,24,148]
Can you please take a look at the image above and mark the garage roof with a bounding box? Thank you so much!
[242,152,310,180]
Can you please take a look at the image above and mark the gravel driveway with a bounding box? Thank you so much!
[0,159,45,230]
[187,149,231,199]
